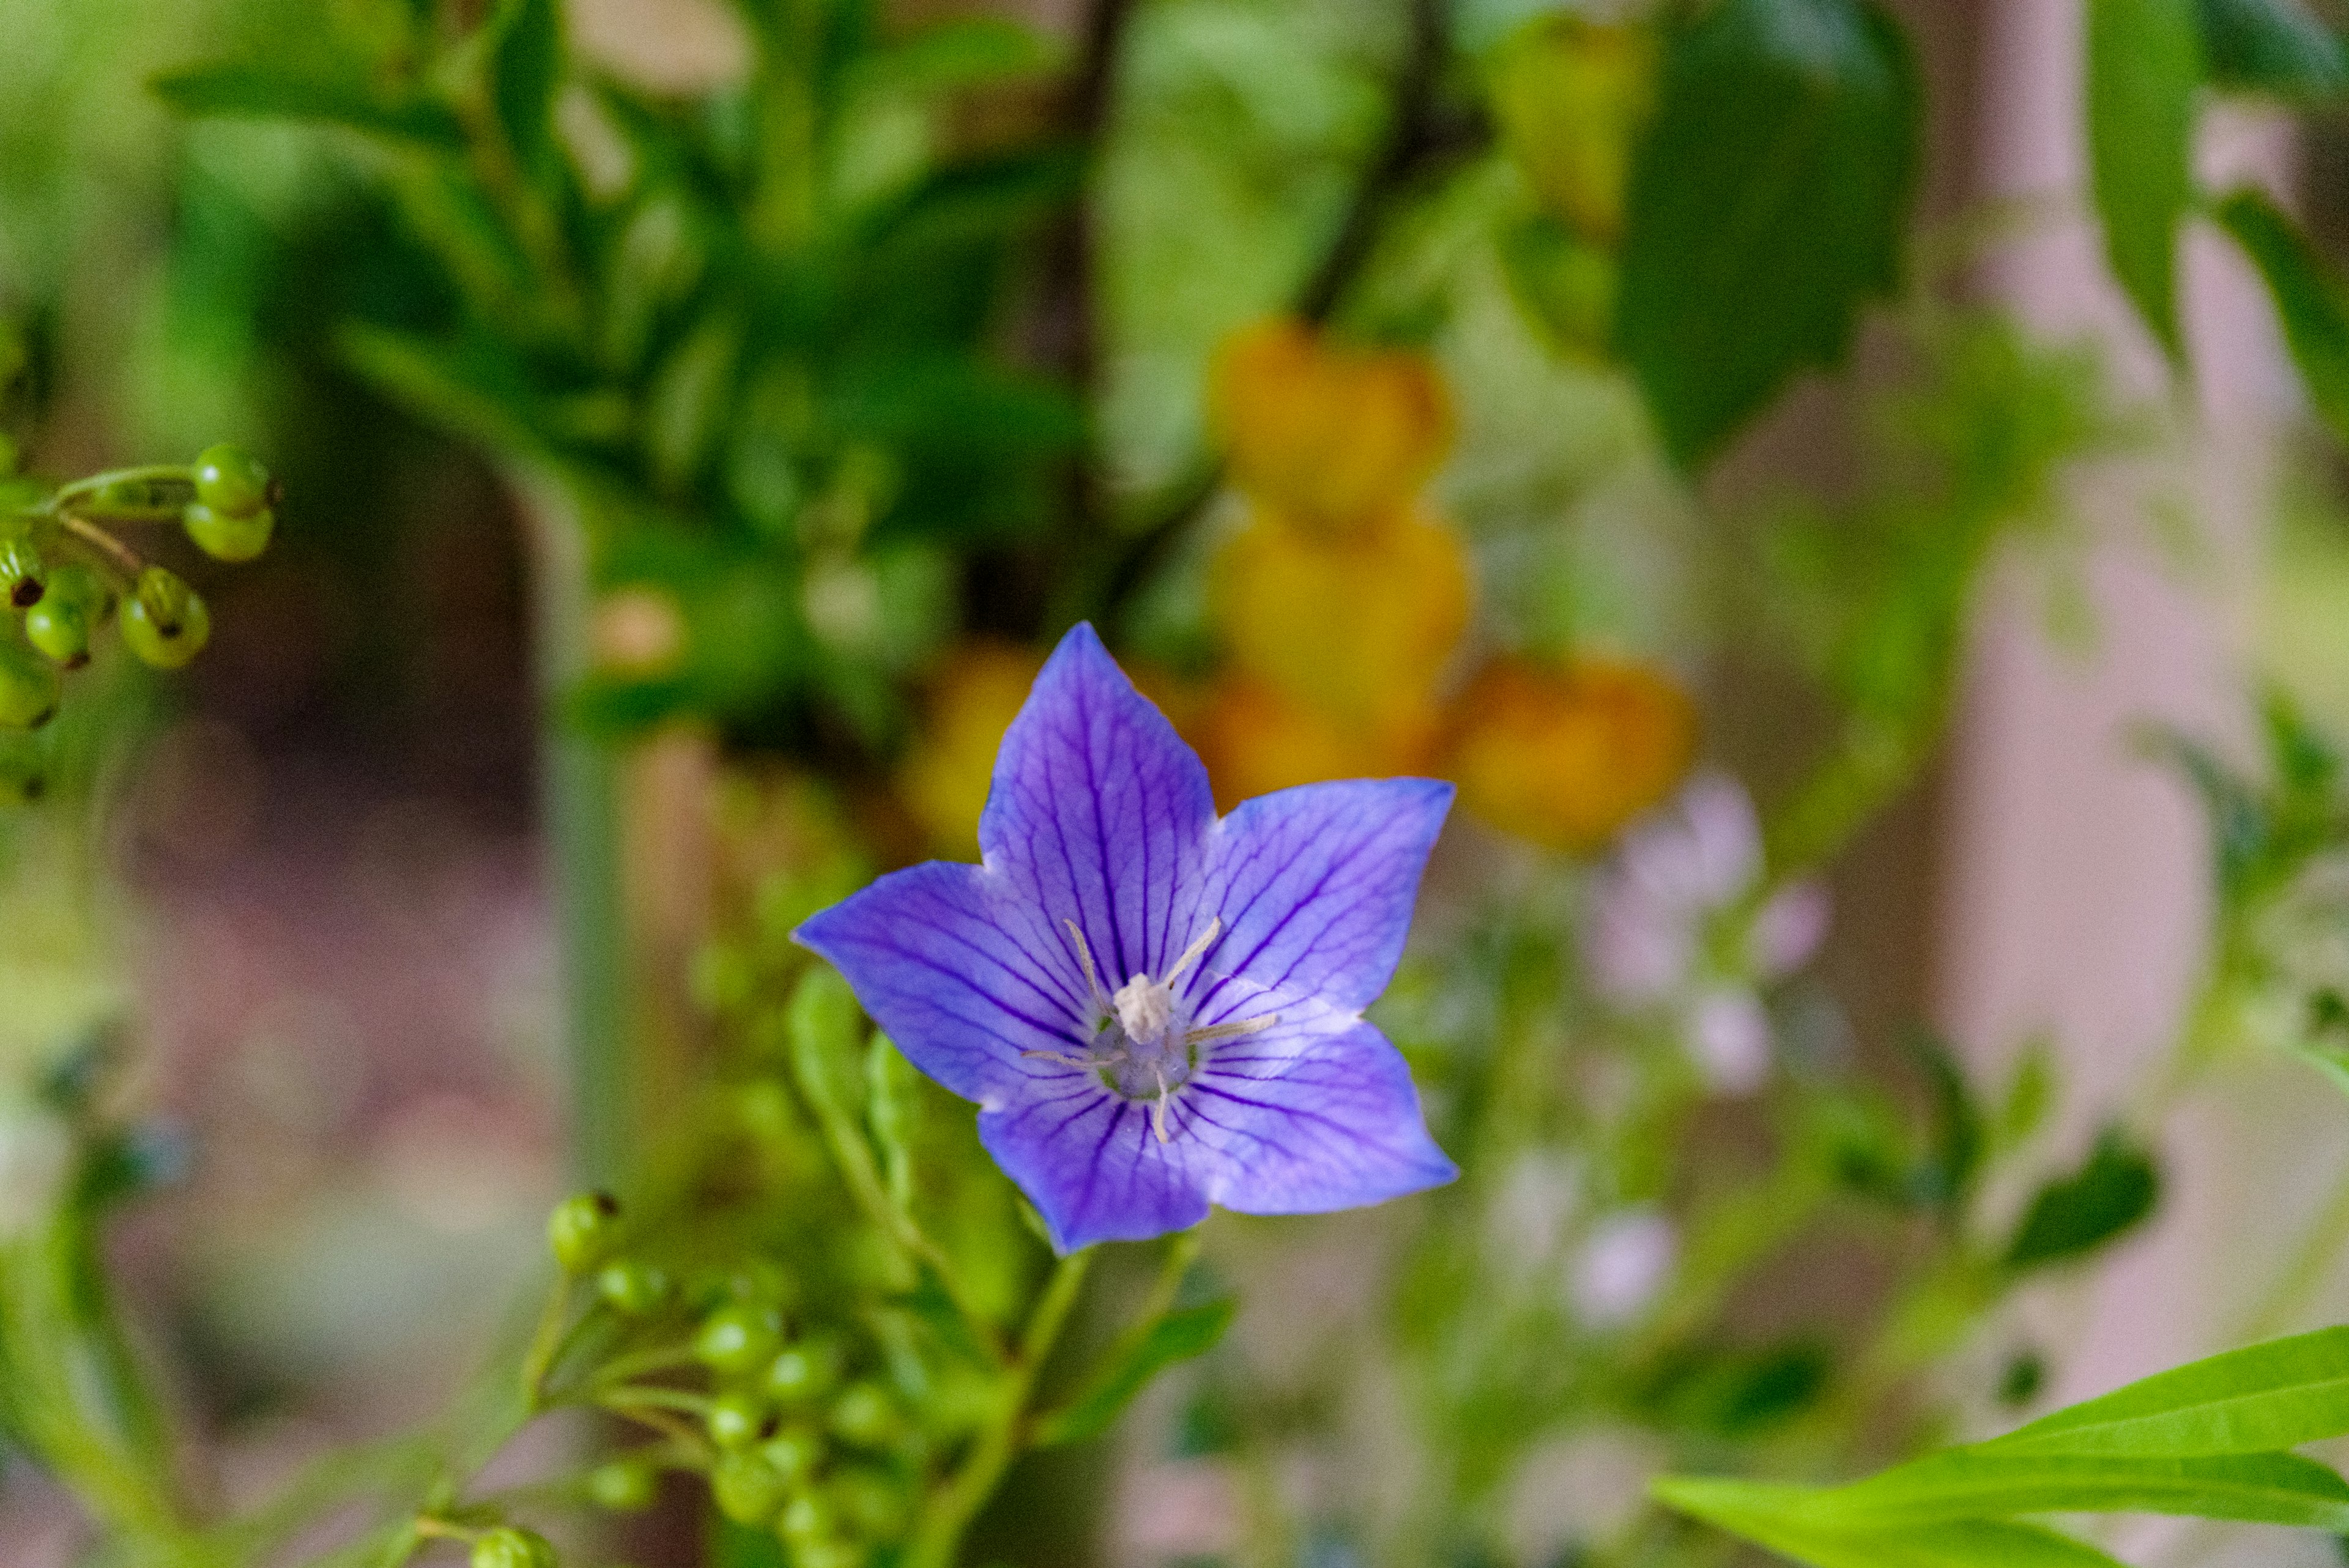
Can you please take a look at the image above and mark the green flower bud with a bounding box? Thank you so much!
[829,1466,910,1537]
[585,1458,659,1513]
[711,1452,787,1528]
[708,1391,775,1450]
[790,1540,867,1568]
[596,1258,674,1317]
[546,1191,622,1273]
[470,1526,558,1568]
[0,538,45,609]
[779,1491,840,1546]
[89,476,185,521]
[828,1382,899,1451]
[45,564,111,620]
[121,568,209,669]
[758,1424,823,1487]
[764,1337,842,1406]
[724,1259,795,1307]
[191,444,273,519]
[24,595,89,669]
[0,642,60,730]
[183,502,274,563]
[695,1304,784,1376]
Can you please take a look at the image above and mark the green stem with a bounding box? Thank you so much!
[905,1250,1094,1568]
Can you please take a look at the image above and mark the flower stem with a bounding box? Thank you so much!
[905,1249,1094,1568]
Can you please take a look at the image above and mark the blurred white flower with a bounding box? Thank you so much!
[0,1096,72,1239]
[1569,1208,1677,1327]
[1585,773,1829,1091]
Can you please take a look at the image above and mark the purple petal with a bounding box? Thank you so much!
[981,623,1219,990]
[979,1086,1211,1252]
[1187,778,1452,1028]
[796,861,1091,1104]
[1176,1020,1456,1214]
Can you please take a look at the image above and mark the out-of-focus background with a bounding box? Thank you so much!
[10,0,2349,1563]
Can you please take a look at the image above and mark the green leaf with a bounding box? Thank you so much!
[1653,1479,2126,1568]
[1031,1299,1236,1447]
[1498,210,1616,361]
[491,0,565,176]
[1813,1448,2349,1530]
[2004,1130,2159,1271]
[2214,188,2349,444]
[152,63,466,149]
[1985,1324,2349,1457]
[859,17,1066,95]
[2086,0,2202,357]
[1617,0,1920,468]
[2198,0,2349,101]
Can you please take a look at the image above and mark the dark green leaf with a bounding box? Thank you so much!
[1902,1028,1985,1209]
[2199,0,2349,100]
[1617,0,1920,467]
[1033,1299,1236,1447]
[491,0,565,176]
[2004,1130,2159,1271]
[1985,1324,2349,1457]
[2086,0,2202,357]
[152,63,466,149]
[2215,187,2349,444]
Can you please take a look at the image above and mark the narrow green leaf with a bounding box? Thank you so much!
[1031,1299,1236,1447]
[865,1034,919,1210]
[2086,0,2202,357]
[2198,0,2349,102]
[1617,0,1920,467]
[2004,1129,2159,1271]
[491,0,565,176]
[1813,1448,2349,1530]
[1653,1479,2127,1568]
[1987,1325,2349,1457]
[2214,188,2349,445]
[152,63,466,149]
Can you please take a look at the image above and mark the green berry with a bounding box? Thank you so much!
[724,1259,795,1307]
[829,1382,899,1450]
[695,1304,784,1376]
[24,596,89,669]
[0,538,44,609]
[586,1458,659,1513]
[759,1424,823,1487]
[0,642,60,730]
[830,1466,910,1537]
[711,1452,787,1527]
[790,1541,867,1568]
[779,1491,839,1546]
[469,1526,558,1568]
[596,1258,674,1317]
[121,568,208,670]
[708,1391,774,1450]
[183,502,273,563]
[546,1190,622,1273]
[191,444,272,519]
[44,565,111,620]
[764,1337,842,1406]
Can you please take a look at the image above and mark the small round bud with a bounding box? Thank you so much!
[829,1382,899,1451]
[830,1466,910,1537]
[759,1424,823,1487]
[764,1337,842,1406]
[24,595,89,669]
[183,502,274,563]
[470,1526,558,1568]
[546,1190,622,1273]
[121,568,209,670]
[779,1491,840,1546]
[707,1391,774,1450]
[191,444,272,519]
[586,1458,659,1513]
[724,1259,795,1307]
[0,642,61,730]
[791,1541,868,1568]
[0,538,45,609]
[695,1304,784,1376]
[710,1452,787,1527]
[596,1258,674,1317]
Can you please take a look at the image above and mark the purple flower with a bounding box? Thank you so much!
[797,625,1458,1250]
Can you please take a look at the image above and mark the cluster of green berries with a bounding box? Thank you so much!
[544,1191,921,1568]
[0,444,276,735]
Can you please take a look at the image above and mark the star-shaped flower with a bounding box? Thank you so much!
[797,623,1458,1251]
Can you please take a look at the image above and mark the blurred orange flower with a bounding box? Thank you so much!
[1488,17,1658,247]
[1212,505,1472,729]
[1197,678,1442,811]
[899,639,1044,854]
[1444,656,1696,853]
[1211,320,1453,536]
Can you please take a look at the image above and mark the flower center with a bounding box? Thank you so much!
[1025,916,1279,1142]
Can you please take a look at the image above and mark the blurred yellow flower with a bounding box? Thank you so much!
[1444,656,1696,853]
[1488,17,1658,247]
[1198,678,1442,811]
[1211,320,1453,535]
[1212,505,1473,727]
[899,639,1044,854]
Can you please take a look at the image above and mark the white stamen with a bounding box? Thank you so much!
[1164,917,1221,987]
[1152,1069,1172,1143]
[1186,1013,1280,1046]
[1065,919,1107,1008]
